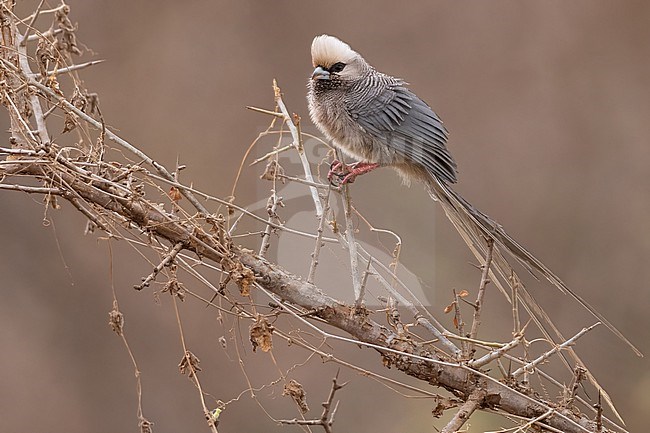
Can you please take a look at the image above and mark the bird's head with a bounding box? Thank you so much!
[310,35,367,89]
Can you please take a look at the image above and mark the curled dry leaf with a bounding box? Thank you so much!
[169,186,182,202]
[249,315,274,352]
[231,261,255,296]
[178,350,201,377]
[138,417,153,433]
[282,379,309,414]
[35,37,55,78]
[108,302,124,336]
[162,278,185,300]
[62,111,78,133]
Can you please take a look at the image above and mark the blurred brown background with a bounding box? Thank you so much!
[1,1,649,432]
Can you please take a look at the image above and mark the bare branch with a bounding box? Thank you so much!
[30,59,106,77]
[272,81,323,217]
[135,241,185,290]
[441,388,486,433]
[469,237,494,352]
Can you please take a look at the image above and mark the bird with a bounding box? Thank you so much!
[307,34,641,356]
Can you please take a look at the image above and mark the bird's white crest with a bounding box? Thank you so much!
[311,35,358,68]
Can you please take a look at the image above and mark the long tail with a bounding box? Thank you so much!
[427,176,642,357]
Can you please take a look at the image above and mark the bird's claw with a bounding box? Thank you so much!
[327,159,352,186]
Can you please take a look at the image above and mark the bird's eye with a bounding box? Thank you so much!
[330,62,346,73]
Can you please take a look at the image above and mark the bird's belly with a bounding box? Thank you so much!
[332,130,399,167]
[333,133,375,162]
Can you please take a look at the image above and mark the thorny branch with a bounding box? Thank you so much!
[0,3,632,433]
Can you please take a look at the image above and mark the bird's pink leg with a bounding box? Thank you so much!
[328,160,380,185]
[340,162,380,184]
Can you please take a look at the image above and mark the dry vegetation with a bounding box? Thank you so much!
[0,2,637,432]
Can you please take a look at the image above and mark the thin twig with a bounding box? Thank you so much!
[452,289,468,357]
[0,183,61,194]
[307,187,331,284]
[341,182,363,307]
[31,59,106,77]
[0,146,40,155]
[26,27,62,42]
[276,173,330,189]
[356,256,373,310]
[249,143,293,166]
[485,409,556,433]
[469,238,494,352]
[469,335,523,368]
[246,105,285,119]
[512,323,601,379]
[259,190,280,257]
[21,3,67,22]
[134,242,185,290]
[596,391,603,433]
[13,33,50,146]
[18,0,46,46]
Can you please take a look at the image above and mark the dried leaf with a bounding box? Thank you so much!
[444,302,455,314]
[70,88,87,111]
[283,379,309,414]
[35,37,55,78]
[162,275,185,300]
[231,262,255,296]
[178,350,201,377]
[169,186,182,203]
[250,315,274,352]
[62,111,78,133]
[108,301,124,336]
[459,289,469,297]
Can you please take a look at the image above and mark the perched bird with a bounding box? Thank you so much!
[307,34,640,355]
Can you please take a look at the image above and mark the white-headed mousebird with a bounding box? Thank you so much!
[307,34,640,356]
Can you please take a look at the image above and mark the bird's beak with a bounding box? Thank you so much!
[311,66,330,81]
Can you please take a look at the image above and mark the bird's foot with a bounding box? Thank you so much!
[328,160,380,186]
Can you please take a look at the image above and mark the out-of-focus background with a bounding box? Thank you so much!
[1,1,648,432]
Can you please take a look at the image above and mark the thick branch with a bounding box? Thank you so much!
[0,158,607,433]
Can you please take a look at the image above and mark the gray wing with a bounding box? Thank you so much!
[348,81,457,184]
